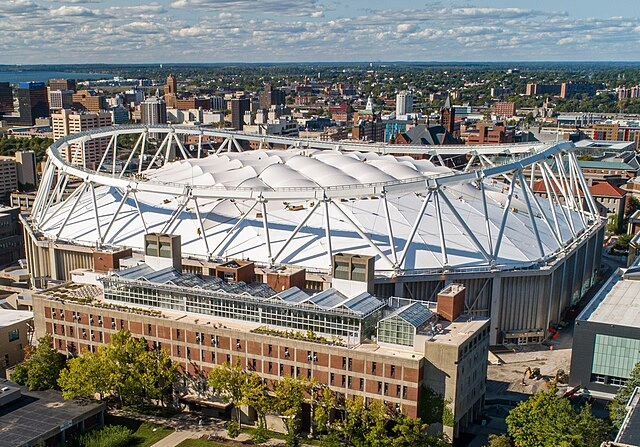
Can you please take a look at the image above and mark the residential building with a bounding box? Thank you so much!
[494,102,516,118]
[560,82,598,99]
[176,97,211,111]
[490,87,511,97]
[352,119,385,142]
[231,97,250,131]
[72,90,107,113]
[0,380,105,445]
[525,83,562,96]
[48,78,76,92]
[0,309,33,374]
[0,157,18,196]
[0,82,13,114]
[570,263,640,398]
[51,109,112,167]
[16,82,49,125]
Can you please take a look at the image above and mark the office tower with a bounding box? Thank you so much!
[140,97,167,125]
[49,78,77,92]
[0,82,13,114]
[231,97,250,130]
[52,109,112,168]
[110,105,130,124]
[48,90,74,110]
[72,90,107,112]
[15,151,37,187]
[164,74,177,108]
[16,82,49,125]
[259,84,286,109]
[395,91,413,117]
[0,157,18,196]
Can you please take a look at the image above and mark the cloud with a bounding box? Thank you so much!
[0,3,638,63]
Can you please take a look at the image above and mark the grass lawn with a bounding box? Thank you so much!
[104,414,174,447]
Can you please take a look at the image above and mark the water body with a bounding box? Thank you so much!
[0,70,113,84]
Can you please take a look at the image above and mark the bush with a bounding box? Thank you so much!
[11,363,28,385]
[226,420,240,439]
[251,426,269,444]
[76,425,133,447]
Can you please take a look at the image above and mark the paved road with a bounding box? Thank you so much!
[150,430,201,447]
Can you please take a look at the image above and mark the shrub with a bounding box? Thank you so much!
[76,425,133,447]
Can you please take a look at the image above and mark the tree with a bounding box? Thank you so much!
[241,371,271,436]
[610,361,640,428]
[18,334,66,391]
[207,361,249,429]
[313,386,338,436]
[339,396,390,447]
[626,197,640,219]
[58,330,177,406]
[273,375,312,447]
[506,385,609,447]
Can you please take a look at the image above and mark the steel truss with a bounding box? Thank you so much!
[31,125,602,274]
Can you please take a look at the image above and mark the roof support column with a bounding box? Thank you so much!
[259,196,273,265]
[398,191,432,267]
[517,171,545,258]
[324,195,333,272]
[381,192,398,267]
[433,191,449,267]
[492,172,517,261]
[273,200,321,263]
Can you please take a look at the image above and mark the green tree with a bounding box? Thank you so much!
[207,361,248,429]
[610,362,640,428]
[20,334,66,391]
[241,370,272,435]
[340,396,390,447]
[58,330,177,406]
[506,385,609,447]
[273,375,312,447]
[312,386,338,436]
[626,197,640,219]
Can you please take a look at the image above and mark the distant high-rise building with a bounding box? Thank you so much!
[525,83,562,96]
[52,109,112,168]
[48,78,76,92]
[495,102,516,118]
[15,151,37,188]
[231,97,250,130]
[395,91,413,116]
[164,74,177,108]
[560,82,598,99]
[440,96,455,136]
[110,105,130,124]
[259,84,286,109]
[0,82,13,114]
[16,82,49,125]
[140,97,167,125]
[48,90,74,110]
[210,95,226,111]
[72,90,107,112]
[0,157,18,196]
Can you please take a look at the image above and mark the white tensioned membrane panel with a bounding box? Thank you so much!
[38,148,587,273]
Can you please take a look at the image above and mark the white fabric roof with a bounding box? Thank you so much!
[39,149,587,273]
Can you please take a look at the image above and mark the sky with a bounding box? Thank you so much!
[0,0,639,64]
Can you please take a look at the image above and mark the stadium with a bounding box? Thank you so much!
[24,125,605,345]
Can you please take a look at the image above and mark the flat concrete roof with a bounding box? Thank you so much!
[0,380,105,447]
[578,269,640,327]
[0,309,33,328]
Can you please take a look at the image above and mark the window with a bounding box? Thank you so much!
[280,364,284,376]
[384,383,388,395]
[396,385,401,398]
[8,329,19,342]
[341,375,346,387]
[348,358,352,370]
[372,362,377,374]
[390,365,396,378]
[403,386,408,399]
[226,354,231,363]
[290,365,295,376]
[177,346,181,356]
[176,329,181,338]
[377,381,382,393]
[252,359,257,370]
[148,324,152,335]
[330,373,335,385]
[342,357,347,369]
[268,362,273,374]
[347,376,352,388]
[268,344,273,355]
[359,378,364,391]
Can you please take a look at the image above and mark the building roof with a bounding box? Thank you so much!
[382,302,435,328]
[578,265,640,327]
[0,309,33,328]
[578,160,636,171]
[589,181,626,198]
[0,381,105,447]
[615,387,640,446]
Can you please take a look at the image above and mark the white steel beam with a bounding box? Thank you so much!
[56,183,88,240]
[492,173,517,260]
[89,182,103,243]
[260,197,273,264]
[192,197,210,255]
[324,197,333,271]
[517,171,545,258]
[398,191,433,267]
[381,193,399,267]
[211,200,259,256]
[433,191,449,266]
[273,200,321,263]
[131,191,148,234]
[102,189,129,242]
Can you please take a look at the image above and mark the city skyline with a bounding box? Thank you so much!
[0,0,639,64]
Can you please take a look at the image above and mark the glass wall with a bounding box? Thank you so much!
[102,277,383,340]
[592,334,640,384]
[377,316,415,347]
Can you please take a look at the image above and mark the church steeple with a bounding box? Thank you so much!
[366,96,374,112]
[440,94,455,135]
